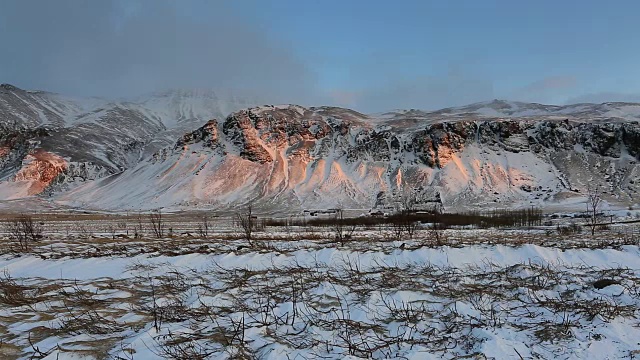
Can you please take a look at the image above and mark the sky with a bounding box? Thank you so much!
[1,0,640,112]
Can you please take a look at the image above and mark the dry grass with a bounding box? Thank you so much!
[0,216,639,358]
[3,255,638,358]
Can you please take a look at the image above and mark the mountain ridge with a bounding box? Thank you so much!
[57,104,640,212]
[1,84,640,212]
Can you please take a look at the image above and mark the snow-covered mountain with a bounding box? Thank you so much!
[56,103,640,212]
[1,86,640,212]
[0,84,260,199]
[378,99,640,129]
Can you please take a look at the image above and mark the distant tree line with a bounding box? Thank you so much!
[262,207,544,230]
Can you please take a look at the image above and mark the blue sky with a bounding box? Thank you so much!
[1,0,639,112]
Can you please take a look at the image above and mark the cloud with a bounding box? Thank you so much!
[3,2,626,113]
[521,76,577,92]
[327,90,360,108]
[0,1,496,114]
[510,75,577,103]
[0,0,317,104]
[326,64,495,112]
[565,92,640,104]
[348,72,494,112]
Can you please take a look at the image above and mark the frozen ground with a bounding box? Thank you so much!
[0,217,640,359]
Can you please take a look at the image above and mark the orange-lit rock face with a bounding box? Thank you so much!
[223,111,273,163]
[176,119,220,149]
[412,122,472,168]
[13,150,68,195]
[221,105,372,165]
[0,146,10,158]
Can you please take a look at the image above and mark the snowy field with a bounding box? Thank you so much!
[0,216,640,359]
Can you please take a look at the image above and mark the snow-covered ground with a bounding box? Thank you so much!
[1,219,640,359]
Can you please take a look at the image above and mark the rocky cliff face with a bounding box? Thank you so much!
[0,126,114,197]
[0,127,47,177]
[53,102,640,211]
[176,119,221,150]
[12,150,67,196]
[215,105,640,171]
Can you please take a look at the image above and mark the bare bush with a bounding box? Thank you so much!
[402,214,419,240]
[118,220,128,236]
[332,208,355,245]
[586,185,603,236]
[390,218,404,241]
[236,204,256,246]
[107,224,117,240]
[429,223,448,246]
[58,281,122,335]
[76,224,92,239]
[557,223,582,235]
[0,269,40,306]
[196,214,212,238]
[4,214,43,251]
[149,209,165,238]
[134,212,145,239]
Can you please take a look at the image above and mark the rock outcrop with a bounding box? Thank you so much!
[90,103,640,211]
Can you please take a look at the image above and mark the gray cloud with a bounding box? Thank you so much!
[335,71,494,112]
[2,1,627,112]
[0,0,317,104]
[509,76,578,104]
[565,92,640,104]
[355,76,494,111]
[327,90,360,108]
[521,76,577,92]
[0,1,498,114]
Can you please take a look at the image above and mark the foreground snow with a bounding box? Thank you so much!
[1,234,640,359]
